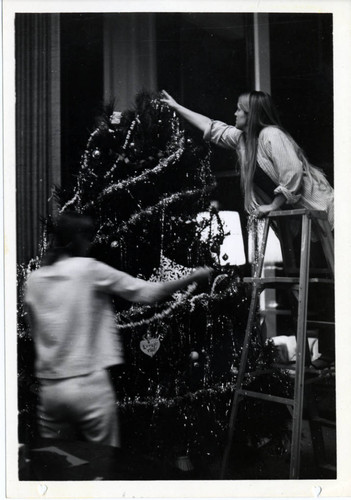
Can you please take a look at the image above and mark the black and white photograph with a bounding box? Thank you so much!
[2,0,351,498]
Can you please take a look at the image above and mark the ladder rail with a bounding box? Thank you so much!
[220,218,270,479]
[289,213,312,479]
[314,219,334,276]
[221,209,335,480]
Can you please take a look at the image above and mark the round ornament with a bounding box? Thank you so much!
[92,148,101,159]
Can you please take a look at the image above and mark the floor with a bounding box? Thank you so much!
[19,416,336,482]
[19,369,336,481]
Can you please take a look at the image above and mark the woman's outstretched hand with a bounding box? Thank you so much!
[160,90,178,109]
[160,90,211,133]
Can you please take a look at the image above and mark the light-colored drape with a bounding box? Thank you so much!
[253,13,271,93]
[16,13,61,264]
[103,13,157,110]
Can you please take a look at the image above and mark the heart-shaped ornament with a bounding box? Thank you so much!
[140,337,160,357]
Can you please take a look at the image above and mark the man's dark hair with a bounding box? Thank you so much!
[43,212,95,265]
[54,212,95,247]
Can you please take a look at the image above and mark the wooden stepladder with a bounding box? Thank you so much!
[221,209,334,480]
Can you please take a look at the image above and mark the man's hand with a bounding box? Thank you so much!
[192,266,213,284]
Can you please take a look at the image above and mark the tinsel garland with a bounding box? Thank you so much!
[59,192,80,214]
[17,256,43,338]
[117,381,236,411]
[94,185,214,243]
[247,214,266,274]
[122,115,140,151]
[115,276,244,331]
[98,137,185,201]
[116,282,198,330]
[104,109,184,179]
[81,128,101,170]
[116,368,292,412]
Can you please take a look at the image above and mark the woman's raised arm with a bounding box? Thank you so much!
[160,90,211,133]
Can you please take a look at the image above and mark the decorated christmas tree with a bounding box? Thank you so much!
[17,91,293,475]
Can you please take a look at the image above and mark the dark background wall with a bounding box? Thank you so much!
[269,13,333,182]
[60,13,104,190]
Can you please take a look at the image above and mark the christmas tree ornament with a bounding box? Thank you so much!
[92,148,101,159]
[110,111,122,125]
[140,335,161,357]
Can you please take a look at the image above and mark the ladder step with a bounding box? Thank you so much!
[244,277,300,285]
[311,417,336,428]
[272,364,335,380]
[262,310,329,322]
[284,267,331,276]
[307,320,335,327]
[261,308,291,316]
[237,388,294,406]
[268,208,328,219]
[244,277,333,286]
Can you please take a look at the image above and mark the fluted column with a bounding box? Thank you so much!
[15,13,61,264]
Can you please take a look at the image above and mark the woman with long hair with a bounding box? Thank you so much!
[160,90,334,228]
[161,90,335,367]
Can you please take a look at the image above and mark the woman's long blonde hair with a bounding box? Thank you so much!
[238,91,320,212]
